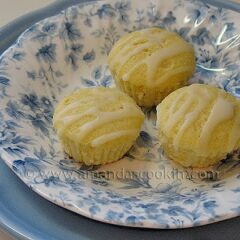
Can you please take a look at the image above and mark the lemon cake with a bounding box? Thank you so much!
[53,87,144,165]
[157,84,240,168]
[108,27,195,107]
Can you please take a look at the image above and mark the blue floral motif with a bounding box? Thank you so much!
[114,1,130,23]
[100,25,120,55]
[126,216,145,225]
[186,2,209,25]
[135,9,145,25]
[203,200,217,215]
[136,131,153,148]
[0,0,240,229]
[89,205,101,215]
[0,76,10,98]
[65,43,83,70]
[30,22,58,42]
[0,76,9,86]
[0,120,31,157]
[162,206,186,216]
[191,28,210,45]
[81,66,113,87]
[162,11,176,26]
[106,210,124,221]
[26,71,37,80]
[13,157,43,176]
[83,49,95,62]
[147,2,161,24]
[61,22,81,41]
[6,101,25,119]
[36,176,66,187]
[11,51,25,61]
[96,4,116,19]
[5,92,53,137]
[196,48,220,78]
[36,44,57,63]
[120,171,152,189]
[175,27,191,39]
[42,23,57,34]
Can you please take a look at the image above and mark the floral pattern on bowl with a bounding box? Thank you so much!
[0,0,240,228]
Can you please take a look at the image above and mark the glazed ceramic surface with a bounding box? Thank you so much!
[0,0,240,228]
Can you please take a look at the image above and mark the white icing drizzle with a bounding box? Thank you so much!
[110,28,193,85]
[163,92,191,132]
[113,33,138,49]
[54,91,115,119]
[173,88,212,149]
[155,66,193,85]
[147,43,192,84]
[140,28,172,42]
[90,130,137,147]
[57,107,98,135]
[54,88,143,145]
[199,95,234,151]
[122,42,192,85]
[113,41,153,75]
[54,99,91,119]
[111,30,172,69]
[159,85,236,153]
[75,105,141,140]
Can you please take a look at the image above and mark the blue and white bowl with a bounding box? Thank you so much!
[0,0,240,228]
